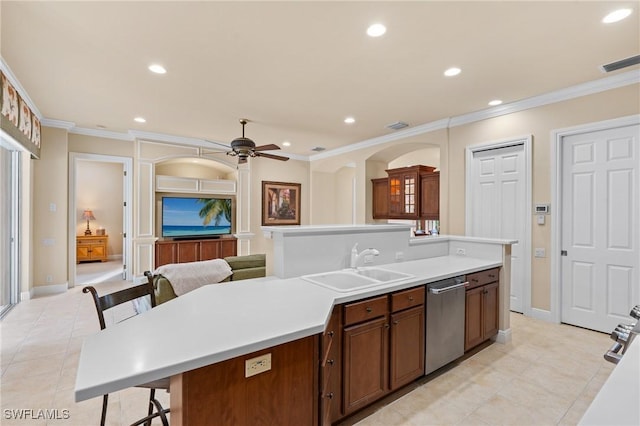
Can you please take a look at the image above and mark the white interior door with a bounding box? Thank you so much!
[467,141,529,313]
[561,124,639,332]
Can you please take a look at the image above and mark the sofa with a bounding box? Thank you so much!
[144,254,266,305]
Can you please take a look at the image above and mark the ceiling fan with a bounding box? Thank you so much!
[222,119,289,164]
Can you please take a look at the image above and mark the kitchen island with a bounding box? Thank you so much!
[76,228,514,424]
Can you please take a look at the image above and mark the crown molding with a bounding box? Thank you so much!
[41,118,75,130]
[128,129,224,148]
[449,69,640,127]
[309,118,450,161]
[0,56,43,119]
[71,126,134,141]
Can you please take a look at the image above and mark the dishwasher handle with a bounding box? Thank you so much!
[429,282,468,294]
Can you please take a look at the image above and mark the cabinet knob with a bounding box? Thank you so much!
[327,331,334,337]
[365,307,373,313]
[327,359,334,366]
[408,296,414,301]
[393,320,399,325]
[472,278,478,283]
[488,274,495,278]
[384,323,390,329]
[325,392,334,400]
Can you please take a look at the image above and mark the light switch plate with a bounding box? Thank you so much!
[535,248,546,258]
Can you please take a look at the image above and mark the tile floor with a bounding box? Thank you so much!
[1,279,615,425]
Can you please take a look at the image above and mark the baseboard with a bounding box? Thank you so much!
[107,254,123,261]
[32,283,68,297]
[20,288,34,301]
[494,328,512,344]
[530,307,555,322]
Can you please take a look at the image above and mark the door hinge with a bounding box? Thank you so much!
[123,201,127,207]
[123,232,126,238]
[123,170,127,176]
[561,250,567,256]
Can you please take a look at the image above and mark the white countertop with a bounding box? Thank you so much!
[75,255,501,402]
[579,335,640,426]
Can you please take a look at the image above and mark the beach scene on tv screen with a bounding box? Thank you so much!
[162,197,231,237]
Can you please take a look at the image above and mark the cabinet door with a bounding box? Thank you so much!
[388,176,402,216]
[77,245,90,262]
[420,173,439,220]
[343,316,389,414]
[200,240,221,260]
[155,243,176,267]
[220,239,237,257]
[372,178,389,219]
[390,306,425,390]
[90,243,106,260]
[177,241,199,263]
[483,282,499,339]
[465,287,484,351]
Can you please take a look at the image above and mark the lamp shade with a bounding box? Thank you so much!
[82,210,96,221]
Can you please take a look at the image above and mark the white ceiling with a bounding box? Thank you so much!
[1,1,638,157]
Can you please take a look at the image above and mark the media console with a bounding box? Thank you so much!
[155,237,237,267]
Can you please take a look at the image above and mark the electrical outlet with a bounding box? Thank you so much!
[46,275,53,283]
[535,248,546,258]
[245,353,272,378]
[363,254,374,264]
[456,248,466,256]
[395,251,404,261]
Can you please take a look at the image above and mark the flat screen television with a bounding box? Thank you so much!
[161,196,232,239]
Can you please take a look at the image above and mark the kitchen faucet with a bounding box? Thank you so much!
[350,243,380,269]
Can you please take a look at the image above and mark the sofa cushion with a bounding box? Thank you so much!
[224,254,266,270]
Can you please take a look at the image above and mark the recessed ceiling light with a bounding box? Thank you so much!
[134,117,146,123]
[444,67,461,77]
[367,23,386,37]
[602,8,632,23]
[148,64,167,74]
[488,99,503,106]
[344,117,355,124]
[282,141,291,147]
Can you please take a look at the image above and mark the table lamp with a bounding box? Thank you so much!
[82,209,96,235]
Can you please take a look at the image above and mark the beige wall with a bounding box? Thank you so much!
[250,157,310,274]
[446,84,639,311]
[32,127,69,288]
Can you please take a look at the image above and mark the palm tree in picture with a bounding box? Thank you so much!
[197,198,231,227]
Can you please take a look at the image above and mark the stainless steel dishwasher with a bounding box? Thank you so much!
[425,275,467,374]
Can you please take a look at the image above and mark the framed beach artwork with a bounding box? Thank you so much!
[31,115,41,147]
[262,181,301,226]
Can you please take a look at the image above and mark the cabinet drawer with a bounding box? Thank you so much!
[344,295,388,326]
[391,286,425,312]
[466,268,499,290]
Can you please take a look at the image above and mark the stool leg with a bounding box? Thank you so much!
[101,394,108,426]
[144,389,155,426]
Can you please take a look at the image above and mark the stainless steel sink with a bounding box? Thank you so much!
[302,267,414,292]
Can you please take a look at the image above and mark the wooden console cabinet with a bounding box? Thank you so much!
[76,235,108,263]
[464,268,499,351]
[155,238,237,267]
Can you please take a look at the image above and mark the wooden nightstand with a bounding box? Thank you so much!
[77,235,108,263]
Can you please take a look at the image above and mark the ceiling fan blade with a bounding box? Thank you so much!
[256,152,289,161]
[253,144,281,152]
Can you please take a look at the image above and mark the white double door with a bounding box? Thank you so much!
[467,141,528,314]
[561,123,639,332]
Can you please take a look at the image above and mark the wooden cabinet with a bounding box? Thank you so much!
[420,171,440,220]
[343,316,389,415]
[155,238,237,267]
[320,307,342,426]
[371,178,389,219]
[370,165,439,220]
[339,286,425,418]
[389,286,425,390]
[76,235,108,263]
[464,268,500,351]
